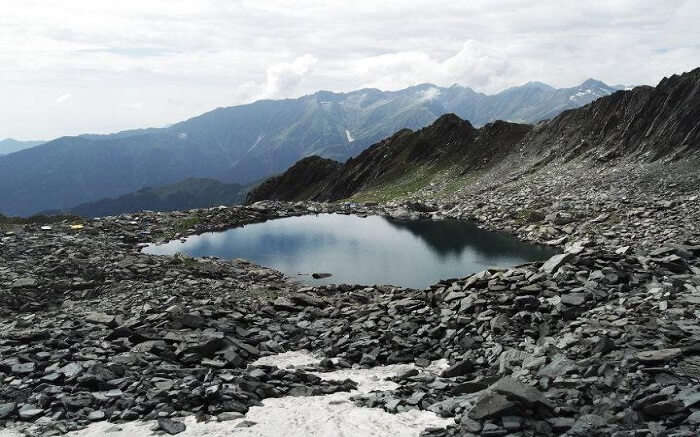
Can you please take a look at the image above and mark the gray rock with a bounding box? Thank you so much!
[311,272,332,279]
[540,253,573,274]
[157,418,186,435]
[85,312,117,326]
[561,293,586,306]
[441,359,474,378]
[568,414,606,435]
[491,376,555,409]
[218,412,245,422]
[11,277,36,289]
[18,405,43,420]
[11,362,35,375]
[88,410,106,421]
[469,392,515,420]
[637,348,683,364]
[0,402,16,419]
[686,410,700,424]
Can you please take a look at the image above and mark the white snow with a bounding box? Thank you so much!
[177,132,188,140]
[247,134,264,153]
[0,352,453,437]
[345,129,355,143]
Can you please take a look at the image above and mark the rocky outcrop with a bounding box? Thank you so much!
[247,115,531,203]
[525,67,700,162]
[245,156,341,203]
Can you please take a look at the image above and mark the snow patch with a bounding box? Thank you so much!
[177,132,188,140]
[345,129,355,143]
[247,134,264,153]
[0,352,453,437]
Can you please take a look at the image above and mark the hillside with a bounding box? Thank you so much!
[248,68,700,204]
[0,138,43,155]
[0,79,618,216]
[46,178,245,218]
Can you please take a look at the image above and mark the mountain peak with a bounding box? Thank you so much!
[579,78,610,89]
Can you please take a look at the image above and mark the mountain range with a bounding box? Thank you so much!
[0,79,621,217]
[41,178,245,218]
[247,68,700,204]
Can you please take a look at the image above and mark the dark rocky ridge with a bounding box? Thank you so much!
[247,68,700,204]
[247,116,532,203]
[245,156,341,202]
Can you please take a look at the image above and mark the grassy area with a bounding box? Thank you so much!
[349,166,439,203]
[173,215,201,233]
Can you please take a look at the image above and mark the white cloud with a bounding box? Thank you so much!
[1,0,699,139]
[55,93,72,104]
[260,54,318,99]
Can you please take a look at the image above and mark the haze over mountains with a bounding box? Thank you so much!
[0,78,620,217]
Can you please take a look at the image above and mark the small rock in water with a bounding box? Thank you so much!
[312,272,332,279]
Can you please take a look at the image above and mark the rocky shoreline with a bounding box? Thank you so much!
[2,158,700,436]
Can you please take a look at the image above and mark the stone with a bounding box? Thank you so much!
[561,293,586,306]
[157,418,187,435]
[441,359,474,378]
[568,414,606,435]
[85,312,117,326]
[11,362,36,375]
[491,376,554,409]
[218,412,245,422]
[469,392,515,420]
[540,253,573,274]
[18,405,44,420]
[59,362,84,379]
[686,411,700,424]
[0,403,16,419]
[642,399,686,417]
[11,277,37,289]
[459,416,482,433]
[637,348,683,364]
[88,410,106,421]
[502,415,522,431]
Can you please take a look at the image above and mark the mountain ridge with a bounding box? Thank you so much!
[0,78,620,216]
[247,68,700,204]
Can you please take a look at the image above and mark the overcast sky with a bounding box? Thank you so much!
[2,0,699,140]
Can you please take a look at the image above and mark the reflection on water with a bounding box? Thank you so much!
[143,214,557,289]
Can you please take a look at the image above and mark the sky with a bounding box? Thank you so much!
[1,0,699,140]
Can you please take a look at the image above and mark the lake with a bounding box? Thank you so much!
[143,213,557,289]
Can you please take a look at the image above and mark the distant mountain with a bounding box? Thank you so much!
[0,138,44,156]
[247,68,699,204]
[46,178,245,218]
[0,79,619,216]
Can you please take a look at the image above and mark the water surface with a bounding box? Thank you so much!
[144,214,556,288]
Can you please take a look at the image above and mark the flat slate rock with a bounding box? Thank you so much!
[157,418,187,435]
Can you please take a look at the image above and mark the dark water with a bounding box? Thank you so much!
[143,214,557,289]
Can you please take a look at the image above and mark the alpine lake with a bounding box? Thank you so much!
[143,213,558,289]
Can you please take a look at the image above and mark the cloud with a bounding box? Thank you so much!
[260,54,318,99]
[1,0,699,139]
[55,93,72,104]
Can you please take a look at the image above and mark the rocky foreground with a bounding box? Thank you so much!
[2,158,700,436]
